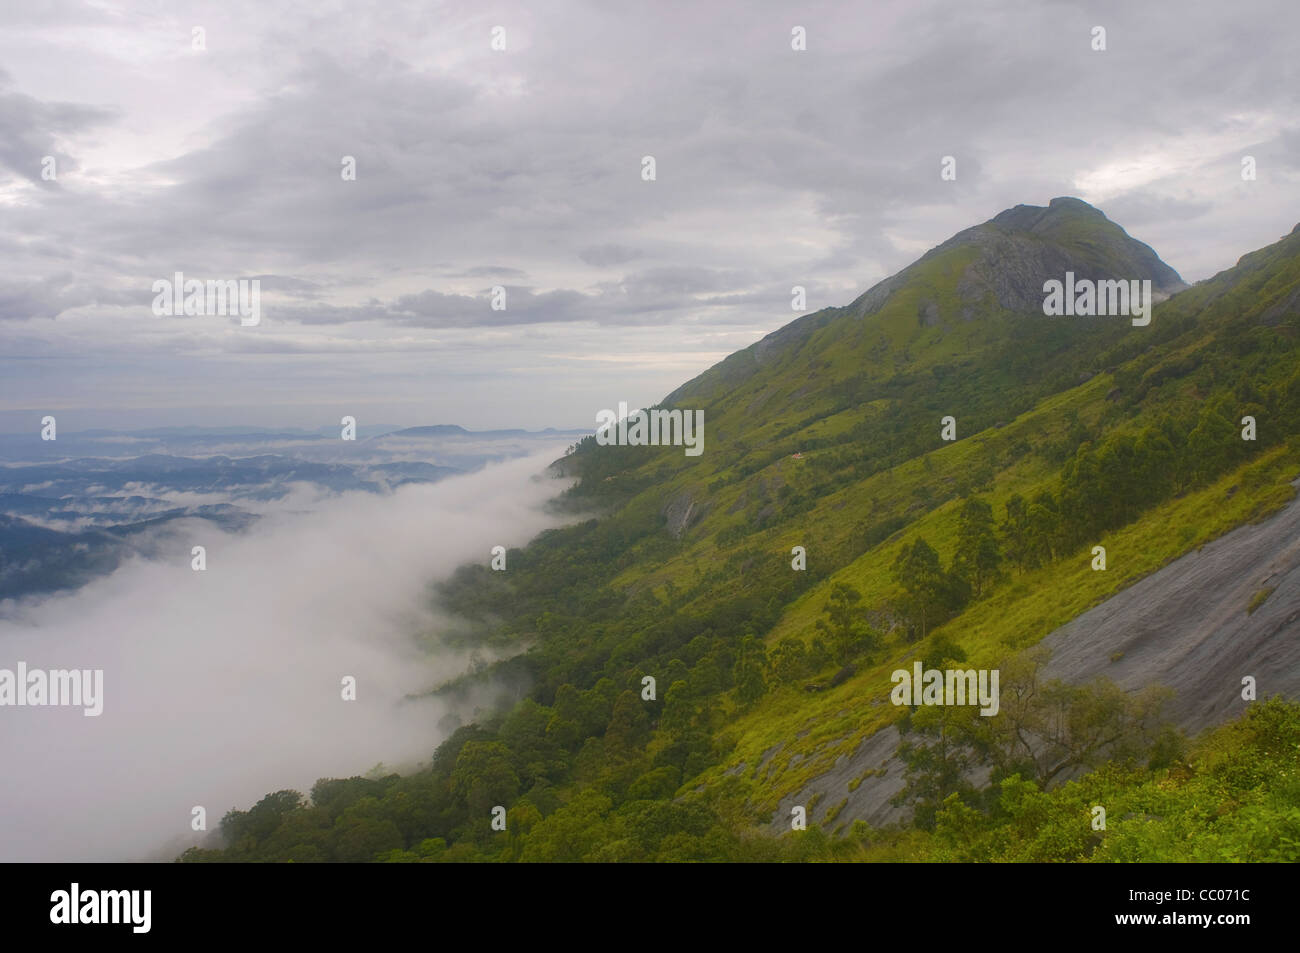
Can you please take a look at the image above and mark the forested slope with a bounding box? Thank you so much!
[182,203,1300,863]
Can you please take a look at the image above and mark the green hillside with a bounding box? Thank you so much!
[181,202,1300,863]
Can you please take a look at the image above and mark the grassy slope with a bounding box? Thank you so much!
[705,443,1299,816]
[581,223,1300,817]
[179,212,1300,863]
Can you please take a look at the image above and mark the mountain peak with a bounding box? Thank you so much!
[987,193,1112,230]
[664,199,1189,407]
[877,196,1188,319]
[990,196,1106,232]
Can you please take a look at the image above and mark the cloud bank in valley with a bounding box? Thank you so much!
[0,446,572,861]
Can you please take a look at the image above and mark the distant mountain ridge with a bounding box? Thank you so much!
[387,425,585,439]
[0,425,584,602]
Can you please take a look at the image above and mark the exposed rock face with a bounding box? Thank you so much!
[937,197,1187,318]
[769,481,1300,833]
[768,726,909,833]
[854,195,1187,318]
[662,489,710,538]
[1039,480,1300,737]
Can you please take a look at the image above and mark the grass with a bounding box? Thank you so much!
[1247,587,1276,615]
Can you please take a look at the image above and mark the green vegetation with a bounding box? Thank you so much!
[1248,587,1275,615]
[905,697,1300,862]
[181,207,1300,863]
[891,646,1182,830]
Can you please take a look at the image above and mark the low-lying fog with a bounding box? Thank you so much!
[0,447,572,861]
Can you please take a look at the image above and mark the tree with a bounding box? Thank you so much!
[1133,426,1176,507]
[807,635,833,673]
[605,689,652,758]
[500,698,562,785]
[953,497,1002,597]
[1023,493,1061,567]
[518,789,615,862]
[659,680,697,738]
[767,637,810,685]
[331,816,403,862]
[999,494,1030,571]
[891,705,981,831]
[1186,400,1240,485]
[450,741,520,818]
[891,538,950,641]
[732,635,768,706]
[1059,442,1106,546]
[506,801,543,861]
[893,647,1181,830]
[814,582,878,662]
[922,632,967,670]
[939,648,1180,789]
[219,789,304,850]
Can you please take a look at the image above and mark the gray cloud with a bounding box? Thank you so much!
[0,0,1297,429]
[0,68,117,187]
[579,243,644,267]
[450,265,529,279]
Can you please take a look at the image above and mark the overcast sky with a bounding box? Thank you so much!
[1,0,1297,434]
